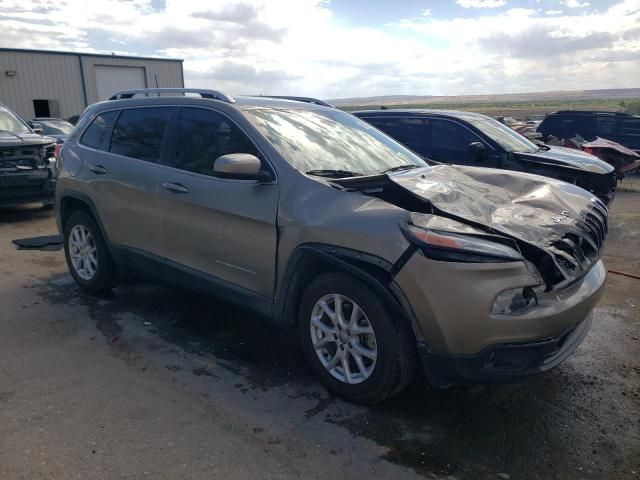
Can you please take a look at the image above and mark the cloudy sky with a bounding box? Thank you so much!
[1,0,639,98]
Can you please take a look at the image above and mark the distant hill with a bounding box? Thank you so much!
[329,88,640,107]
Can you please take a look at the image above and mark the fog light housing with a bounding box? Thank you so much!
[491,287,537,315]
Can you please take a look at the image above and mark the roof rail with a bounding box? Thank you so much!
[260,95,334,108]
[554,110,631,116]
[108,88,235,103]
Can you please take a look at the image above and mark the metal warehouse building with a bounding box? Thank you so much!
[0,48,184,120]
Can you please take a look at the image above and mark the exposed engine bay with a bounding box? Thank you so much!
[332,165,608,291]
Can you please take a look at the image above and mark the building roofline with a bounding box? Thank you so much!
[0,48,183,63]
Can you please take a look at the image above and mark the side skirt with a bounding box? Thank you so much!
[110,245,274,319]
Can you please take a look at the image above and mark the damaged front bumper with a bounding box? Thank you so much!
[394,250,606,387]
[417,314,592,387]
[0,170,57,207]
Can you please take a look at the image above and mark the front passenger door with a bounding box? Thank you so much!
[429,118,488,166]
[158,107,278,298]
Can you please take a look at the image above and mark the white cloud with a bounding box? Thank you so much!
[0,0,638,98]
[456,0,507,8]
[545,9,563,15]
[565,0,590,8]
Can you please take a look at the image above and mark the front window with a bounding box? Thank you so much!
[244,108,427,176]
[0,107,30,135]
[39,120,74,136]
[465,116,538,153]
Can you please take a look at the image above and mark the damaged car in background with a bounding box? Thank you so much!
[354,109,617,205]
[1,103,57,208]
[56,90,608,404]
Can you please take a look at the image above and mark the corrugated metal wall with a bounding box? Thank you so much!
[0,51,85,120]
[0,50,183,120]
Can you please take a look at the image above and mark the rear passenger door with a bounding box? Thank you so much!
[158,107,278,298]
[78,107,173,257]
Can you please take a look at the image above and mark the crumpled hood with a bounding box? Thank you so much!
[390,164,606,251]
[515,145,613,174]
[0,132,55,147]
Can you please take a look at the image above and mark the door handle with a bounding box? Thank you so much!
[88,164,108,174]
[162,182,190,194]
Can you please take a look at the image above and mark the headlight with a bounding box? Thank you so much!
[491,287,537,315]
[400,222,524,263]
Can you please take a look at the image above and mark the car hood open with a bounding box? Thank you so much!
[515,145,613,174]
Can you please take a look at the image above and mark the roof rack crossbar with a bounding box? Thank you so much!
[108,88,235,103]
[260,96,334,108]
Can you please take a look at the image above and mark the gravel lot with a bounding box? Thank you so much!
[0,181,638,480]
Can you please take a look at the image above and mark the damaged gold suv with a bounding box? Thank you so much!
[56,89,608,404]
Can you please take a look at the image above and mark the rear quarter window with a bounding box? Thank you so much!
[80,111,118,150]
[109,107,172,163]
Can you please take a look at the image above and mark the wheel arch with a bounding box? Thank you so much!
[274,244,424,342]
[58,190,112,253]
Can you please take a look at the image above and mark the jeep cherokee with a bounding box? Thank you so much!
[56,89,608,404]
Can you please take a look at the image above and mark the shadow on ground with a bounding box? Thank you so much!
[36,274,638,479]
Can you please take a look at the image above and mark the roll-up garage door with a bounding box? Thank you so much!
[95,66,146,101]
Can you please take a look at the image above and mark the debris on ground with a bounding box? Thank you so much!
[13,234,63,251]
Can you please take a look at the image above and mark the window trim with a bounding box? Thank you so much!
[360,114,497,153]
[77,109,118,152]
[163,105,277,184]
[78,105,174,163]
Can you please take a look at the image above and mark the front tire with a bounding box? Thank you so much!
[299,272,416,404]
[63,210,117,292]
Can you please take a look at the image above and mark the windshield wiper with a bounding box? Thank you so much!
[381,164,420,174]
[306,169,363,178]
[537,145,550,151]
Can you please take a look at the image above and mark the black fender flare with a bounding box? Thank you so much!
[57,189,113,254]
[274,243,425,342]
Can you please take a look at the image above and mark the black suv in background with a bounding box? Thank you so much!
[537,111,640,152]
[355,109,616,205]
[0,104,57,208]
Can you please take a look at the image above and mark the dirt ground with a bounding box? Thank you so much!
[0,181,638,480]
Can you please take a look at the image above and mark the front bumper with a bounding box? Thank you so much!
[395,249,606,356]
[417,313,592,387]
[0,170,56,207]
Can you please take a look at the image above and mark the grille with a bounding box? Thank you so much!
[0,146,44,172]
[550,199,608,279]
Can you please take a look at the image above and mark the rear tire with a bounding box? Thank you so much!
[299,272,416,404]
[63,210,117,292]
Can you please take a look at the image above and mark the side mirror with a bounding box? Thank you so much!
[213,153,268,181]
[467,141,487,160]
[29,121,43,134]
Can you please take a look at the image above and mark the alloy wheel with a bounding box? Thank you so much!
[309,294,377,384]
[68,225,98,281]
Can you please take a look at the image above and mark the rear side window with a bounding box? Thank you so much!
[109,108,172,163]
[80,111,118,150]
[595,117,616,136]
[364,117,429,154]
[172,107,261,176]
[621,118,640,137]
